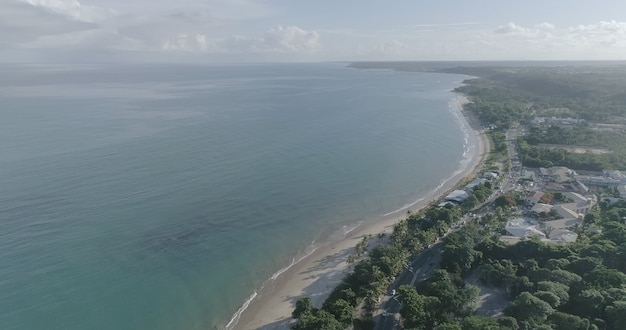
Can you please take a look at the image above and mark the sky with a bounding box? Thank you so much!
[2,0,626,62]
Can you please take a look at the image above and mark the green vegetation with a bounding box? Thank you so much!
[445,65,626,171]
[291,201,489,329]
[389,199,626,329]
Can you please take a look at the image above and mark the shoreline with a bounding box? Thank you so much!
[231,95,491,330]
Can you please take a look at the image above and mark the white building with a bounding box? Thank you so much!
[444,190,470,203]
[505,218,546,238]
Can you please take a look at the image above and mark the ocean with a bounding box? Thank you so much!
[0,63,472,329]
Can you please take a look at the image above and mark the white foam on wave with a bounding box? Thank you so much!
[271,258,296,281]
[382,198,425,217]
[447,96,477,175]
[224,240,318,329]
[225,291,257,330]
[380,95,478,219]
[269,242,319,281]
[343,221,363,235]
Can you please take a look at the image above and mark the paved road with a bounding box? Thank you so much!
[374,242,444,330]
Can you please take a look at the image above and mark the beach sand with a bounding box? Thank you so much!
[232,95,490,330]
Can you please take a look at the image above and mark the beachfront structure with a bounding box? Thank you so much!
[444,190,470,203]
[483,172,499,180]
[464,178,487,191]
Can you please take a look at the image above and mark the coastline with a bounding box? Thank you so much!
[232,95,491,330]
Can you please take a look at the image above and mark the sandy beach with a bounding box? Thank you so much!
[233,95,491,330]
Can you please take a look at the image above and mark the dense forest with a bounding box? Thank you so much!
[409,198,626,330]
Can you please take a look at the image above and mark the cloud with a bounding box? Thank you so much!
[493,22,535,36]
[114,10,223,50]
[568,20,626,46]
[163,26,321,54]
[21,0,113,22]
[569,20,626,34]
[378,40,410,55]
[0,0,98,48]
[261,26,320,52]
[162,33,212,52]
[536,22,555,30]
[4,1,626,63]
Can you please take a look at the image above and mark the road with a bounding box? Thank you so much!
[504,126,524,192]
[375,242,445,330]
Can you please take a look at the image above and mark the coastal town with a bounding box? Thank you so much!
[286,64,626,330]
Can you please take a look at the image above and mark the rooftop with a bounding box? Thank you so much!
[545,218,581,230]
[444,190,469,203]
[532,203,553,214]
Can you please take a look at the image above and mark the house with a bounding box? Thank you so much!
[444,190,470,203]
[544,218,581,231]
[483,172,499,180]
[520,170,535,181]
[532,203,553,215]
[547,229,578,243]
[505,218,546,238]
[465,178,487,191]
[544,182,568,192]
[526,191,545,205]
[562,192,596,214]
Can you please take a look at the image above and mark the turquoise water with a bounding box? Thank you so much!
[0,63,470,329]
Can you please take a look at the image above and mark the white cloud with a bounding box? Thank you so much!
[163,26,321,54]
[493,22,536,36]
[0,0,98,48]
[378,40,410,55]
[262,26,320,52]
[3,0,626,63]
[568,20,626,47]
[535,22,555,30]
[481,20,626,60]
[21,0,113,22]
[162,33,212,52]
[113,10,223,50]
